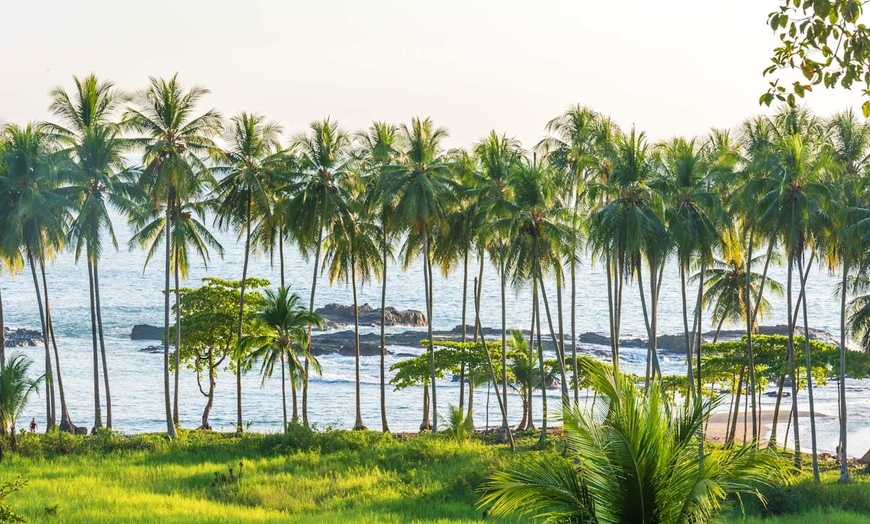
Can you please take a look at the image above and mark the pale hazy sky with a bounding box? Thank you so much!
[1,0,863,148]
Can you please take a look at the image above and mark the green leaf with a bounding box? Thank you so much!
[862,100,870,118]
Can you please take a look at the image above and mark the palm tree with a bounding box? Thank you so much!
[827,109,870,482]
[479,362,789,524]
[47,74,134,431]
[749,108,831,477]
[472,131,524,438]
[357,122,400,433]
[214,112,281,432]
[323,197,382,430]
[0,353,42,456]
[124,75,222,438]
[657,137,722,399]
[587,128,665,381]
[0,123,72,432]
[285,118,354,428]
[246,287,323,432]
[538,105,600,405]
[387,117,454,431]
[695,230,783,341]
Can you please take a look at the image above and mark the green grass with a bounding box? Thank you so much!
[1,426,544,523]
[4,427,870,523]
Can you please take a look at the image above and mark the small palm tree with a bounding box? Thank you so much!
[0,353,42,455]
[479,362,790,523]
[245,287,322,432]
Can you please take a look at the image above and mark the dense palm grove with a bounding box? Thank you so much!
[2,74,870,484]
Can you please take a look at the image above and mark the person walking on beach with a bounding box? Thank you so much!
[29,417,38,433]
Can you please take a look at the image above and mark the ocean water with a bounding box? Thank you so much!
[1,209,866,456]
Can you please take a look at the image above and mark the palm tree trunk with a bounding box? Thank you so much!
[556,272,567,399]
[693,263,706,398]
[534,280,548,446]
[280,351,287,432]
[499,253,509,441]
[839,255,850,482]
[42,258,74,432]
[420,386,430,431]
[28,248,54,429]
[681,264,694,398]
[423,229,437,432]
[473,277,514,451]
[748,240,776,441]
[786,259,802,469]
[636,262,661,385]
[605,255,618,372]
[571,240,578,407]
[727,365,745,447]
[380,227,390,433]
[236,194,253,433]
[304,227,323,428]
[173,244,181,426]
[459,248,468,415]
[163,203,176,439]
[797,254,820,481]
[745,236,758,444]
[536,268,570,404]
[0,286,5,369]
[87,259,102,431]
[768,376,785,447]
[291,373,299,423]
[94,261,112,429]
[352,251,366,431]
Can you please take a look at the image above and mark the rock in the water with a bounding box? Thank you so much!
[74,426,88,436]
[3,327,42,347]
[315,303,427,329]
[131,324,164,341]
[139,345,164,354]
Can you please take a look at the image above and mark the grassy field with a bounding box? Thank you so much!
[2,427,870,523]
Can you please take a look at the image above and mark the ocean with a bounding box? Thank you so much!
[2,208,866,457]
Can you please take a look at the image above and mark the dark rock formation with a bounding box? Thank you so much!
[131,324,164,341]
[315,303,426,329]
[3,327,42,347]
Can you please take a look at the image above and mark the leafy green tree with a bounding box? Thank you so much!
[48,74,135,431]
[214,112,281,432]
[170,277,267,429]
[124,75,222,438]
[765,0,870,113]
[479,362,790,524]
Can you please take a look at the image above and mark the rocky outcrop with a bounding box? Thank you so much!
[131,324,165,341]
[3,327,42,347]
[315,303,426,329]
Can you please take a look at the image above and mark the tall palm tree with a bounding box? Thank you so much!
[657,136,724,398]
[588,128,665,381]
[323,197,382,430]
[246,287,323,432]
[538,105,600,405]
[0,123,72,431]
[749,108,831,477]
[124,75,222,438]
[472,131,524,439]
[47,74,134,431]
[357,122,400,432]
[0,353,42,455]
[479,362,789,524]
[214,112,281,432]
[827,109,870,483]
[285,118,354,428]
[387,117,454,431]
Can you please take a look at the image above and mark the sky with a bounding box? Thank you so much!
[0,0,864,149]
